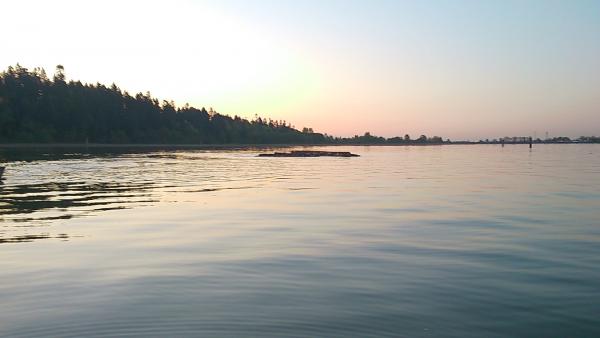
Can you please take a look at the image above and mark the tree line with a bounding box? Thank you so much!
[0,65,447,145]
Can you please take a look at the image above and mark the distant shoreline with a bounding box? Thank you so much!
[0,143,445,149]
[0,142,593,149]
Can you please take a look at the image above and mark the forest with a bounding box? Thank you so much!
[0,65,446,145]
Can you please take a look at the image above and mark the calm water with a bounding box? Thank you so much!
[1,145,599,337]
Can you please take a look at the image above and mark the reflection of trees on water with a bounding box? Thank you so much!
[0,233,70,244]
[0,148,260,245]
[0,181,157,244]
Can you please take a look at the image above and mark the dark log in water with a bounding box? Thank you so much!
[258,150,359,157]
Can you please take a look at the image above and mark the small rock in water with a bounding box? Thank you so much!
[258,150,359,157]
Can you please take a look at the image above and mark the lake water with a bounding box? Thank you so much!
[1,145,599,337]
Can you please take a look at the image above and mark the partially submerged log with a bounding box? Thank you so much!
[258,150,359,157]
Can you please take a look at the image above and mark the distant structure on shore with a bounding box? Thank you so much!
[500,136,531,143]
[475,136,599,144]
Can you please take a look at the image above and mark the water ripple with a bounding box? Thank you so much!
[1,145,599,337]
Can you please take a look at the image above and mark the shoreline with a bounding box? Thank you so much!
[0,143,449,149]
[0,142,592,149]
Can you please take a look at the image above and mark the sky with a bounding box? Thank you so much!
[2,0,599,140]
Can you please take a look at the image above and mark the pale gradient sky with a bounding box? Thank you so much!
[2,0,599,140]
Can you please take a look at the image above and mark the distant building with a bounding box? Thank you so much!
[500,136,530,143]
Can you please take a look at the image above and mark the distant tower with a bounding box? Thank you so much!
[545,131,549,140]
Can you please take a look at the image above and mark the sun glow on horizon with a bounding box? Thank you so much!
[3,0,321,125]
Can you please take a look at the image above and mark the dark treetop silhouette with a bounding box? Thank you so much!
[0,65,450,145]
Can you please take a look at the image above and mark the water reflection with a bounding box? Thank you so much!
[0,180,156,243]
[0,233,70,244]
[0,146,291,244]
[0,181,155,214]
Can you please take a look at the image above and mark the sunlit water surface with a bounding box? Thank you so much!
[1,145,599,337]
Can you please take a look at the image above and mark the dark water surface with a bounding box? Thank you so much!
[1,145,599,337]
